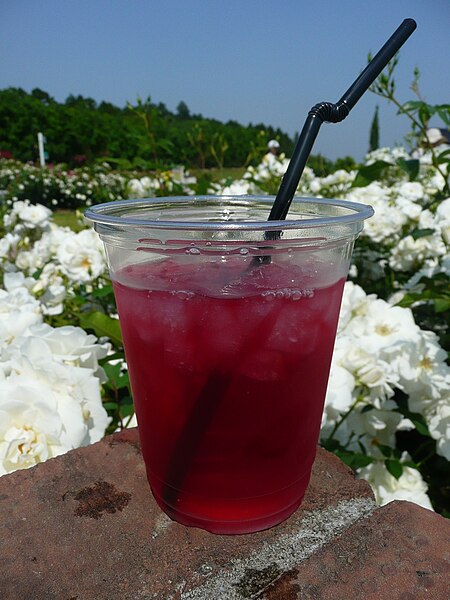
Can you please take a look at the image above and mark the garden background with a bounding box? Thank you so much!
[0,65,449,516]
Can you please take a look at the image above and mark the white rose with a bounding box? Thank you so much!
[0,232,20,260]
[3,271,36,292]
[346,404,403,453]
[38,284,67,315]
[334,338,398,401]
[27,322,109,377]
[338,281,373,332]
[435,197,450,244]
[395,181,425,202]
[345,298,420,356]
[323,363,355,420]
[0,378,72,475]
[360,199,408,243]
[427,399,450,460]
[389,234,446,271]
[395,196,423,220]
[435,197,450,221]
[127,178,145,198]
[308,179,322,194]
[358,459,433,511]
[56,229,106,283]
[218,180,252,196]
[394,331,449,400]
[4,334,110,453]
[0,286,42,345]
[347,181,388,204]
[418,208,437,230]
[365,147,407,165]
[17,202,52,229]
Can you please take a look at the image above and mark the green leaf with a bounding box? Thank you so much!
[401,100,424,112]
[410,227,435,240]
[436,148,450,164]
[351,160,391,188]
[103,362,121,379]
[396,158,419,181]
[436,104,450,127]
[79,311,122,346]
[394,395,431,438]
[385,459,403,479]
[92,284,114,298]
[418,104,433,127]
[392,447,402,460]
[434,298,450,313]
[397,292,422,308]
[321,438,341,452]
[103,363,129,389]
[378,444,393,458]
[121,403,135,417]
[103,402,119,411]
[335,451,374,470]
[402,460,419,470]
[410,417,431,438]
[32,267,44,280]
[99,351,125,366]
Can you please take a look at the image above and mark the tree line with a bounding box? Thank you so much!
[0,87,296,169]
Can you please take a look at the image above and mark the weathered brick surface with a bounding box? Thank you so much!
[261,500,450,600]
[0,428,375,599]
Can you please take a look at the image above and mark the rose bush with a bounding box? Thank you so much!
[0,272,110,475]
[0,135,448,514]
[0,160,197,211]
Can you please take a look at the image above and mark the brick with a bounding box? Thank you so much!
[0,428,374,599]
[261,500,450,600]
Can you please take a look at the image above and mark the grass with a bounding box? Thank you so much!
[53,209,86,232]
[189,166,246,182]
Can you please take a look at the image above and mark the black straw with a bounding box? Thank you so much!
[268,18,416,223]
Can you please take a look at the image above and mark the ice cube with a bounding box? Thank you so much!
[267,302,320,358]
[198,301,244,369]
[238,348,288,381]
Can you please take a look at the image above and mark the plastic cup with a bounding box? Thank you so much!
[86,195,373,534]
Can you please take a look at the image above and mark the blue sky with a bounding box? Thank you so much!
[1,0,449,160]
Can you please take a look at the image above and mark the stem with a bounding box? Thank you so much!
[371,88,450,196]
[417,448,436,468]
[326,393,365,442]
[411,438,435,467]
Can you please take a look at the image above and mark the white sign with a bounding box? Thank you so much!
[37,132,46,167]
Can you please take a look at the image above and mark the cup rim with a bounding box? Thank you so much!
[84,195,374,231]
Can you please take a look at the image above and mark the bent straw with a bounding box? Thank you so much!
[268,18,417,225]
[162,19,417,512]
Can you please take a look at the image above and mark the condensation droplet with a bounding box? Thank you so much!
[262,291,276,302]
[173,290,194,300]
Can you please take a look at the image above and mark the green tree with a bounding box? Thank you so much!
[210,131,229,171]
[0,87,296,168]
[369,105,380,152]
[176,101,191,119]
[127,96,175,166]
[186,122,210,168]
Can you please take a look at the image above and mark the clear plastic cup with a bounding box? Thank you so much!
[85,195,373,534]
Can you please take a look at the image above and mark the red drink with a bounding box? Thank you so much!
[113,258,345,534]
